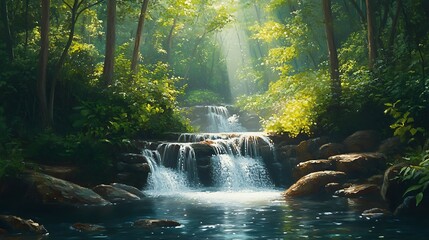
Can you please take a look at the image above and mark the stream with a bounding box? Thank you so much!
[3,106,429,239]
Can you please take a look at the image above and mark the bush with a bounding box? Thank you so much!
[182,89,225,106]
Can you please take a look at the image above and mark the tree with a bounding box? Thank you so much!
[0,0,14,61]
[366,0,376,69]
[103,0,116,86]
[48,0,104,124]
[322,0,341,105]
[131,0,150,74]
[37,0,50,128]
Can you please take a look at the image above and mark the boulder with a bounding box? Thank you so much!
[22,172,110,206]
[71,223,105,232]
[329,153,387,178]
[343,130,380,153]
[293,159,335,180]
[318,143,345,159]
[324,182,343,194]
[377,137,403,156]
[134,219,181,228]
[361,208,390,219]
[296,137,329,162]
[0,215,47,235]
[284,171,347,197]
[118,153,148,164]
[381,163,412,211]
[334,184,380,198]
[111,183,145,198]
[117,162,150,173]
[92,184,141,203]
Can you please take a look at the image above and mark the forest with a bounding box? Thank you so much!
[0,0,428,190]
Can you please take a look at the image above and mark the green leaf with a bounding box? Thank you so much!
[404,184,423,196]
[416,192,424,206]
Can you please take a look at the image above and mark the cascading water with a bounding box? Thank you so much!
[143,105,279,201]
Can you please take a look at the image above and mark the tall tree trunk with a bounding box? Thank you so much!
[348,0,365,24]
[131,0,150,74]
[387,0,401,58]
[366,0,377,69]
[166,17,177,65]
[37,0,50,128]
[103,0,116,86]
[1,0,14,61]
[323,0,341,105]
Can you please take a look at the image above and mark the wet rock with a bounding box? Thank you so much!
[366,174,384,185]
[92,184,141,203]
[23,172,110,206]
[71,223,105,232]
[361,208,390,219]
[117,162,150,173]
[0,227,6,234]
[335,184,380,198]
[296,137,330,162]
[293,159,335,180]
[134,219,181,228]
[381,163,410,210]
[329,153,387,178]
[111,183,145,198]
[38,165,78,182]
[318,143,345,159]
[324,182,343,194]
[0,215,47,235]
[118,153,148,164]
[115,172,148,189]
[284,171,347,197]
[377,137,403,156]
[277,145,297,159]
[343,130,380,153]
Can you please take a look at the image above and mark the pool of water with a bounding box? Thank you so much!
[3,189,429,239]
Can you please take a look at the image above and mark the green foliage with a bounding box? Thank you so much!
[237,70,330,137]
[182,89,225,106]
[385,100,425,143]
[400,141,429,206]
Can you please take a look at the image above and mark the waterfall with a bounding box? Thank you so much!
[206,106,246,133]
[143,132,275,192]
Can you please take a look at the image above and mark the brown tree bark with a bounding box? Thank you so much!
[37,0,50,128]
[166,17,177,65]
[1,0,14,61]
[366,0,377,69]
[103,0,116,86]
[323,0,341,105]
[131,0,150,74]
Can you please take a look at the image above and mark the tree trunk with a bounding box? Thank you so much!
[37,0,50,128]
[348,0,365,24]
[131,0,150,74]
[166,17,177,65]
[323,0,341,105]
[24,0,30,53]
[1,0,14,61]
[103,0,116,86]
[366,0,377,69]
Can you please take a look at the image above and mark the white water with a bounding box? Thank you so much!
[144,106,276,201]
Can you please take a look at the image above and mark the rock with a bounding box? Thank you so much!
[0,215,47,235]
[293,159,335,180]
[329,153,387,178]
[111,183,145,198]
[335,184,380,198]
[296,137,329,162]
[23,172,110,206]
[92,184,141,203]
[134,219,181,228]
[118,153,148,164]
[318,143,345,159]
[377,137,403,156]
[343,130,380,153]
[366,174,384,185]
[115,172,148,189]
[361,208,390,219]
[381,163,410,210]
[117,162,150,173]
[0,228,6,234]
[284,171,347,197]
[38,165,78,182]
[324,182,343,194]
[71,223,105,232]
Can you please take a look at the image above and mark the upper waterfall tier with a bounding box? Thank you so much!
[185,105,261,133]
